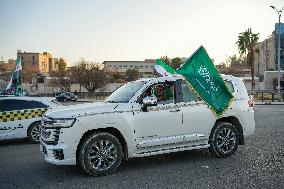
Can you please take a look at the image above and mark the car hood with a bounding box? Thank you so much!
[45,102,120,118]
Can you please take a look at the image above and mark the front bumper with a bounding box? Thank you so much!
[40,123,80,165]
[40,140,76,165]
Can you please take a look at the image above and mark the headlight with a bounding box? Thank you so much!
[52,118,76,128]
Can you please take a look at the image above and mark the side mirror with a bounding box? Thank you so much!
[142,96,157,112]
[142,96,157,106]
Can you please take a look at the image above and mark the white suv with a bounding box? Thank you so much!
[40,75,255,176]
[0,97,61,143]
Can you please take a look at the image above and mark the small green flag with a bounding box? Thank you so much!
[176,46,233,115]
[154,59,176,76]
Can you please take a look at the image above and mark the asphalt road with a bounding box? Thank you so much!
[0,105,283,189]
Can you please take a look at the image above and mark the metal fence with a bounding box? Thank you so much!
[32,92,112,100]
[248,90,284,102]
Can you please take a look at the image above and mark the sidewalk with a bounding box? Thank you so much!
[255,101,284,105]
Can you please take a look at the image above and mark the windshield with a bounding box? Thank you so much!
[105,81,145,103]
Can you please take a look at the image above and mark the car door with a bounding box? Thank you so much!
[0,99,48,140]
[132,81,183,149]
[179,81,216,143]
[0,99,25,139]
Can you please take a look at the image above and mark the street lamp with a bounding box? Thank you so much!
[270,5,284,97]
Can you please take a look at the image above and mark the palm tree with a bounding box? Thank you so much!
[236,28,259,92]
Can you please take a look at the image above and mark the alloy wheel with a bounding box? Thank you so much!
[87,140,118,171]
[216,127,236,154]
[31,125,40,142]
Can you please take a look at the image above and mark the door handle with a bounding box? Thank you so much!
[169,109,180,112]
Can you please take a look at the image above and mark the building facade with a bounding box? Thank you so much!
[275,23,284,70]
[253,27,284,90]
[253,34,275,80]
[17,50,54,75]
[103,59,155,78]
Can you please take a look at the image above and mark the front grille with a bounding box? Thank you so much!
[41,116,60,145]
[41,126,60,145]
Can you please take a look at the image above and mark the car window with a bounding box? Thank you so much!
[142,82,175,105]
[105,81,146,103]
[181,81,198,102]
[224,80,235,93]
[0,99,48,112]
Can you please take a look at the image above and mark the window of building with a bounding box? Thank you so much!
[124,65,128,68]
[145,65,149,68]
[32,56,35,62]
[108,65,112,67]
[119,65,122,68]
[113,65,117,67]
[135,65,139,69]
[130,65,133,68]
[140,65,143,68]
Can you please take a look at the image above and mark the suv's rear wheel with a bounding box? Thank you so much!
[78,132,123,176]
[209,122,239,157]
[27,122,41,143]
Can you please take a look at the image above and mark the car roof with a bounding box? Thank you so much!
[135,75,184,83]
[0,96,56,102]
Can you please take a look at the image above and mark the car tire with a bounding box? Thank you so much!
[209,122,239,158]
[78,132,123,176]
[27,122,41,143]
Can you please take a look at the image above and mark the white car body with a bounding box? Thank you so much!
[0,97,61,141]
[41,75,255,165]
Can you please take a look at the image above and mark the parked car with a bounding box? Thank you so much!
[40,75,255,176]
[0,97,62,143]
[56,91,78,102]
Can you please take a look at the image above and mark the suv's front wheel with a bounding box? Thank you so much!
[209,122,239,157]
[78,132,123,176]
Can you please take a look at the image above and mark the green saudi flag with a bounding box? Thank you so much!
[176,46,233,115]
[154,59,176,76]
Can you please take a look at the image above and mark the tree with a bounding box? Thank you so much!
[171,57,183,69]
[222,55,247,76]
[70,60,110,94]
[236,28,259,91]
[125,69,140,81]
[69,59,88,92]
[160,55,170,65]
[109,71,125,83]
[49,70,71,91]
[55,58,67,72]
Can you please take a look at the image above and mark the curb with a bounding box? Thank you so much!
[255,102,284,105]
[77,99,104,102]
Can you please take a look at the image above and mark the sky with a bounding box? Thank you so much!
[0,0,283,66]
